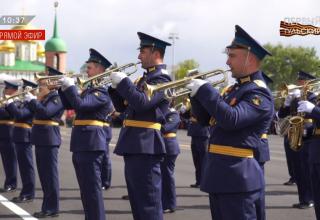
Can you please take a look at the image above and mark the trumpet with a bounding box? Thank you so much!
[77,62,141,89]
[34,72,81,87]
[273,81,320,99]
[144,69,228,99]
[0,87,39,106]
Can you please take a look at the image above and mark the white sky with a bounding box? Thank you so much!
[1,0,320,74]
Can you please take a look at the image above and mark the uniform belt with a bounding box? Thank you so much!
[208,144,254,158]
[33,120,59,126]
[73,120,109,127]
[163,133,177,138]
[0,120,14,125]
[261,133,268,139]
[103,122,110,127]
[14,123,32,129]
[123,119,161,130]
[304,119,313,123]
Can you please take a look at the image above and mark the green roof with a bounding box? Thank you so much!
[0,60,45,72]
[45,37,67,52]
[45,9,67,52]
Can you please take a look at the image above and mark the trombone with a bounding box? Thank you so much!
[77,62,141,89]
[144,69,229,99]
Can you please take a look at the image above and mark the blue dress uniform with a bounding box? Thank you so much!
[108,32,172,220]
[6,79,37,202]
[28,68,64,217]
[59,49,113,220]
[307,102,320,219]
[187,114,209,187]
[189,25,274,220]
[160,108,181,212]
[101,115,113,190]
[0,81,18,192]
[254,73,274,220]
[278,71,316,208]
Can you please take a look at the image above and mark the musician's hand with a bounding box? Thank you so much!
[25,92,36,102]
[111,111,120,119]
[284,95,294,106]
[186,79,208,97]
[297,100,315,113]
[110,72,127,88]
[24,86,33,92]
[59,77,74,91]
[190,116,198,123]
[6,98,14,105]
[291,89,301,98]
[180,105,187,114]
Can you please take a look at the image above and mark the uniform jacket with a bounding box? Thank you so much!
[191,71,274,193]
[109,64,171,155]
[161,109,180,155]
[7,101,33,143]
[59,85,113,152]
[0,106,13,140]
[28,91,64,146]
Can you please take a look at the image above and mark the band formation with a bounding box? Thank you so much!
[0,24,319,220]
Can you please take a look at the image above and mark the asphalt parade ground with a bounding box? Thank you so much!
[0,127,317,219]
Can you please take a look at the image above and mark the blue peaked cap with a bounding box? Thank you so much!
[137,32,171,51]
[4,80,19,90]
[22,78,37,89]
[86,48,112,69]
[297,70,315,80]
[46,66,64,76]
[227,25,272,60]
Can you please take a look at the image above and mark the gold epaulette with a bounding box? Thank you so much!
[253,80,267,89]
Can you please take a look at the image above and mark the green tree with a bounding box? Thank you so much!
[173,59,199,80]
[261,44,320,91]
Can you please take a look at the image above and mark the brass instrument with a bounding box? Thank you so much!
[273,81,320,99]
[277,116,291,136]
[0,87,39,106]
[144,69,228,99]
[77,62,141,89]
[34,72,81,87]
[174,97,191,113]
[287,79,320,151]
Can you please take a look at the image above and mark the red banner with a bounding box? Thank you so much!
[0,30,45,40]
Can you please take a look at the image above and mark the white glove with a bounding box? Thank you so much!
[185,79,208,97]
[24,86,32,91]
[180,105,187,114]
[59,77,75,91]
[284,95,294,106]
[6,98,14,104]
[24,92,36,102]
[297,100,315,113]
[291,89,301,98]
[110,72,127,88]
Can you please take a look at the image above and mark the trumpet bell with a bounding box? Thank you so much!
[143,69,228,99]
[77,78,86,89]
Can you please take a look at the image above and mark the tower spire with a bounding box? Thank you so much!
[53,1,59,38]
